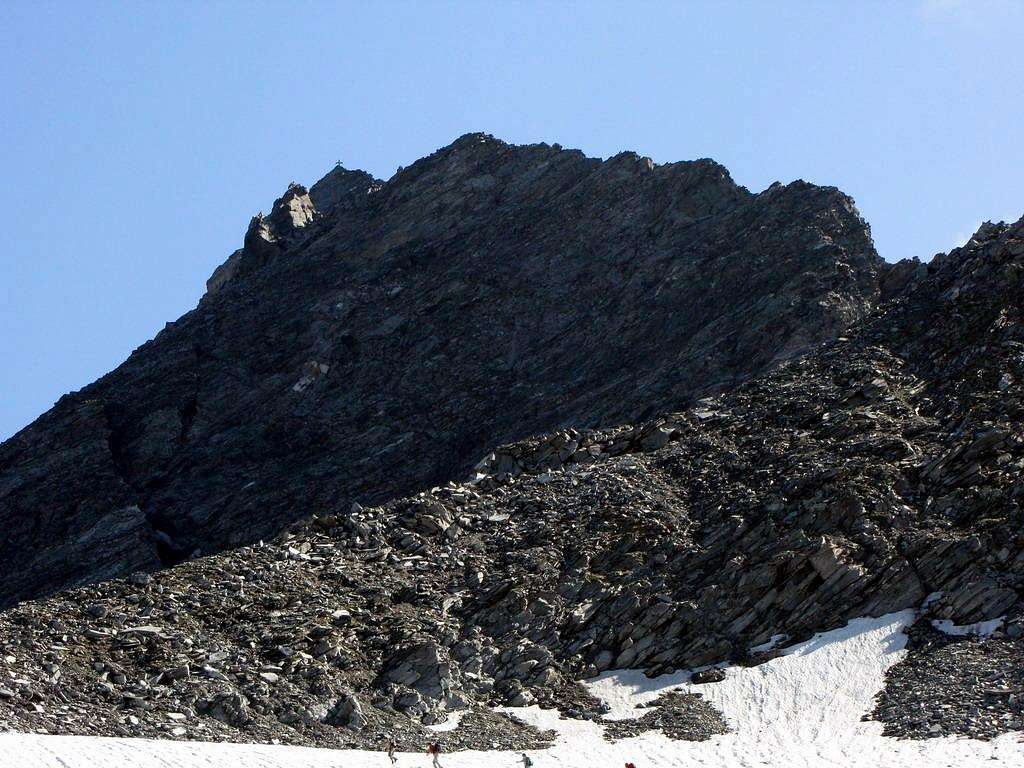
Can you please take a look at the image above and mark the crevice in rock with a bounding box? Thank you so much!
[101,401,134,485]
[178,395,198,444]
[146,510,192,567]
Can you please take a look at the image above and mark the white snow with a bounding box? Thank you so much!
[919,592,1005,638]
[425,710,466,732]
[2,611,1022,767]
[931,616,1004,637]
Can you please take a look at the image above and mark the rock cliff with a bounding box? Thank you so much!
[0,134,889,606]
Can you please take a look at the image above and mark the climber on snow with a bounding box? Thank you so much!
[426,741,443,768]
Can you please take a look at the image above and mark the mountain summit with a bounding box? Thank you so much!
[0,136,1022,753]
[0,135,892,607]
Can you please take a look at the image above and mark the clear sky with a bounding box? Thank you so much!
[2,0,1023,442]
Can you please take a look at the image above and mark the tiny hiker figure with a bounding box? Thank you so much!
[426,741,442,768]
[520,753,533,767]
[386,736,397,766]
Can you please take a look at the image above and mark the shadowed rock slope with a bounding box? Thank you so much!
[0,134,889,606]
[0,214,1021,747]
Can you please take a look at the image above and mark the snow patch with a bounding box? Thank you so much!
[424,710,466,732]
[931,616,1004,637]
[2,611,1022,767]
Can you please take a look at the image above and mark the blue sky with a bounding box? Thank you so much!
[2,0,1023,441]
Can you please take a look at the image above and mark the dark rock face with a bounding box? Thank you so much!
[0,213,1021,747]
[0,133,889,607]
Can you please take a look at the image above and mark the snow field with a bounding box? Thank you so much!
[2,611,1021,767]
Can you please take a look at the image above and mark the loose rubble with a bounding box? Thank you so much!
[600,690,728,741]
[870,618,1024,740]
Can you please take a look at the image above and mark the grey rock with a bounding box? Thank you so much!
[197,693,250,727]
[379,642,457,705]
[325,691,366,731]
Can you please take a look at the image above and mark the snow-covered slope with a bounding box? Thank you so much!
[581,610,1022,765]
[2,613,1021,767]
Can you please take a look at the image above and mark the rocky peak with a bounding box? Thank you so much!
[206,183,320,298]
[267,183,316,231]
[1,135,891,607]
[3,134,1023,753]
[308,166,382,213]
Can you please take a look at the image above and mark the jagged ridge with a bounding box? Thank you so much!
[0,133,889,606]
